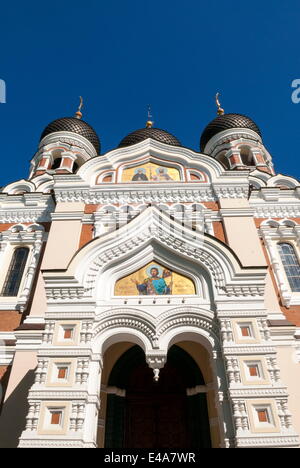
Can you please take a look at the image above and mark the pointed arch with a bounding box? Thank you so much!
[46,206,267,304]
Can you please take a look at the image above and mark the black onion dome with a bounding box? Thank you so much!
[118,127,181,148]
[40,117,100,154]
[200,113,261,152]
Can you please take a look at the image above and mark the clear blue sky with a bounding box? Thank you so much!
[0,0,300,186]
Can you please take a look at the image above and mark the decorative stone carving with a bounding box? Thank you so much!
[146,354,167,382]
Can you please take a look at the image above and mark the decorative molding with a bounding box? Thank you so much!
[28,391,88,399]
[93,314,156,344]
[45,287,85,301]
[252,204,300,218]
[54,184,251,205]
[19,439,95,448]
[45,311,95,320]
[51,212,85,221]
[146,353,167,382]
[217,310,268,318]
[55,187,216,204]
[70,403,85,432]
[157,313,215,337]
[223,346,276,355]
[232,399,249,433]
[0,198,54,223]
[229,387,288,398]
[213,186,249,200]
[235,435,300,448]
[38,349,92,358]
[221,285,265,297]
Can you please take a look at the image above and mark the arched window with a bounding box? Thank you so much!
[278,243,300,292]
[51,158,62,170]
[217,152,230,169]
[240,146,255,166]
[1,247,29,296]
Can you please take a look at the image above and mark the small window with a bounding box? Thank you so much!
[102,174,112,183]
[1,247,29,296]
[57,367,68,380]
[278,243,300,292]
[50,410,63,425]
[217,152,230,169]
[257,409,269,423]
[51,158,62,170]
[72,162,79,173]
[248,365,259,377]
[63,327,74,340]
[241,326,251,337]
[240,146,255,166]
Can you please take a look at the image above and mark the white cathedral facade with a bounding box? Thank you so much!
[0,104,300,448]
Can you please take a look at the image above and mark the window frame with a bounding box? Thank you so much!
[1,246,30,297]
[277,242,300,293]
[260,224,300,307]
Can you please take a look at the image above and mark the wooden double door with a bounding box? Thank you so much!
[105,345,212,449]
[124,360,190,448]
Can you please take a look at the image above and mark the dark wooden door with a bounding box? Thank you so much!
[124,360,190,448]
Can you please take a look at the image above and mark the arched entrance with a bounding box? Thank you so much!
[104,345,212,448]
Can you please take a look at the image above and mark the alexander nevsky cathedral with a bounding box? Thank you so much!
[0,97,300,449]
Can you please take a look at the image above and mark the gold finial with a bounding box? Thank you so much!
[146,104,154,128]
[75,96,83,119]
[215,92,225,115]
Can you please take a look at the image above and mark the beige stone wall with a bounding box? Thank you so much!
[28,271,47,317]
[276,346,300,437]
[264,271,283,314]
[219,198,266,267]
[42,202,84,270]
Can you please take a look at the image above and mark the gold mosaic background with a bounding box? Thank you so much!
[114,261,195,296]
[121,163,180,182]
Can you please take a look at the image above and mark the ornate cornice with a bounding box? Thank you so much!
[55,187,216,203]
[45,287,85,301]
[223,346,276,355]
[217,310,268,318]
[45,310,95,320]
[19,439,94,448]
[28,390,88,399]
[53,184,251,205]
[252,204,300,218]
[236,435,299,448]
[37,349,92,358]
[229,387,288,398]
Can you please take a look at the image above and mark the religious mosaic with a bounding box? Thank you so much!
[121,163,181,182]
[114,262,196,296]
